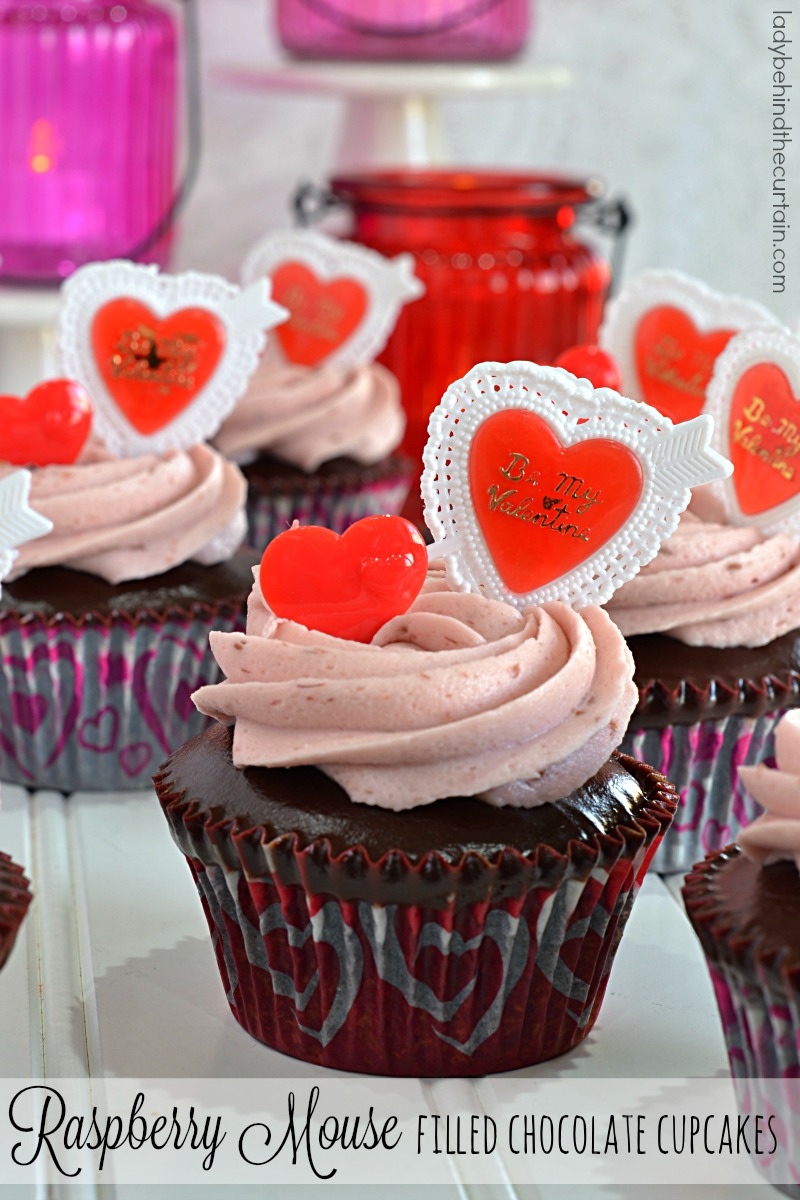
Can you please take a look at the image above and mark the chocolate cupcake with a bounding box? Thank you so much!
[0,851,32,970]
[683,711,800,1194]
[0,443,256,792]
[155,564,676,1076]
[607,510,800,873]
[214,349,413,546]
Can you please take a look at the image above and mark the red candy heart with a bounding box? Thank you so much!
[260,515,428,642]
[554,344,621,391]
[271,261,368,366]
[0,379,92,466]
[469,409,643,594]
[91,298,226,435]
[728,362,800,516]
[634,305,735,424]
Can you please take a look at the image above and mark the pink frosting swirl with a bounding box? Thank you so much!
[5,442,247,585]
[606,511,800,648]
[192,567,638,810]
[738,711,800,869]
[214,348,405,471]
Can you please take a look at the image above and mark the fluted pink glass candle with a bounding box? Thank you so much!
[0,1,178,283]
[275,0,530,61]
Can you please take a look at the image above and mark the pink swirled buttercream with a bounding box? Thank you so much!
[192,567,638,810]
[214,348,405,471]
[4,442,247,586]
[738,711,800,870]
[606,511,800,648]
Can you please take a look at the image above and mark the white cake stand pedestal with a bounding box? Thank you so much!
[217,60,572,167]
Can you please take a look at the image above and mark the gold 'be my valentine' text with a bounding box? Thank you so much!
[645,334,714,397]
[486,451,601,542]
[732,394,799,481]
[282,283,346,344]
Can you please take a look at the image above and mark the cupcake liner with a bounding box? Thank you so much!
[156,756,676,1076]
[0,851,32,970]
[0,603,245,793]
[245,472,413,548]
[621,710,781,874]
[684,853,800,1195]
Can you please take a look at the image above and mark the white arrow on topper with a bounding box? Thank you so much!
[241,229,423,370]
[421,361,732,610]
[58,260,288,458]
[0,469,53,591]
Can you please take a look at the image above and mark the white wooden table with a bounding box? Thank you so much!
[0,783,783,1199]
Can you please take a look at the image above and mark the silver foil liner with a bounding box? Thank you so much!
[0,609,244,793]
[621,711,782,874]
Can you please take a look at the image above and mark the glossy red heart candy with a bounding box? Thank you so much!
[554,344,621,391]
[469,409,643,594]
[260,515,428,642]
[0,379,92,466]
[271,261,368,366]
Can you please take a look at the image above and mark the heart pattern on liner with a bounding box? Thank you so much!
[185,851,643,1073]
[271,262,368,366]
[0,609,245,792]
[91,299,226,435]
[703,327,800,534]
[633,305,734,425]
[0,379,93,467]
[469,409,643,594]
[600,269,780,419]
[58,260,285,457]
[0,638,83,783]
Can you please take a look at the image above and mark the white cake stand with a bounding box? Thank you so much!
[217,60,572,167]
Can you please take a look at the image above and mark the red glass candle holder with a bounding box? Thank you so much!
[275,0,530,62]
[0,0,185,284]
[320,170,625,477]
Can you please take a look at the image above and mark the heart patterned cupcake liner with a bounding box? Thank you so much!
[0,601,246,793]
[0,851,32,970]
[622,711,782,875]
[156,755,676,1076]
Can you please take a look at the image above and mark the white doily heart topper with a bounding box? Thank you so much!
[241,229,423,370]
[601,269,780,426]
[58,261,288,458]
[701,327,800,536]
[0,469,52,594]
[421,362,733,609]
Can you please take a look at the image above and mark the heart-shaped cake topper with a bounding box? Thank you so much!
[600,270,780,425]
[260,515,428,643]
[58,260,288,457]
[421,361,733,609]
[241,229,424,369]
[0,469,53,594]
[702,327,800,535]
[0,379,92,466]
